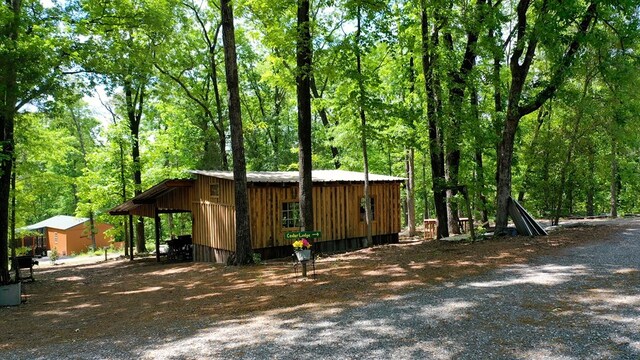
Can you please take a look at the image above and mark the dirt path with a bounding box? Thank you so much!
[1,218,637,359]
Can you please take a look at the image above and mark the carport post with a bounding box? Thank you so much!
[155,213,161,262]
[128,214,134,261]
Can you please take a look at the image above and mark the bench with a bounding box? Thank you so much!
[424,218,471,239]
[14,256,38,282]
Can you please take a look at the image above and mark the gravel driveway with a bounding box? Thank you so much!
[5,220,640,359]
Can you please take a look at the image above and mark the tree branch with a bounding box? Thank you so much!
[519,2,598,116]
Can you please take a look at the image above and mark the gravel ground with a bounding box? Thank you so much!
[4,220,639,359]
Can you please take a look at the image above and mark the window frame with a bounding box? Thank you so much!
[281,201,301,229]
[359,196,376,222]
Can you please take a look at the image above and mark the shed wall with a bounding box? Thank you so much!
[248,182,401,249]
[192,175,236,253]
[190,173,401,261]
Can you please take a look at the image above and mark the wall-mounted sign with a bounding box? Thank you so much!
[285,231,321,240]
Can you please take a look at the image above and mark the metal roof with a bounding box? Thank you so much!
[191,170,405,183]
[24,215,89,231]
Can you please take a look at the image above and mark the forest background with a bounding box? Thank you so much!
[1,0,639,276]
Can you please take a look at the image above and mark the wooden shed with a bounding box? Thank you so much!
[110,170,404,263]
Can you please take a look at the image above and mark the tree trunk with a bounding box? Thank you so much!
[517,107,546,203]
[221,0,252,264]
[297,0,313,231]
[495,1,598,234]
[0,0,21,284]
[422,151,430,220]
[310,76,340,169]
[470,87,489,225]
[586,146,595,216]
[11,169,17,279]
[610,135,618,218]
[69,105,97,250]
[356,5,372,247]
[406,148,416,236]
[124,78,146,253]
[208,27,229,171]
[552,74,591,225]
[421,0,448,239]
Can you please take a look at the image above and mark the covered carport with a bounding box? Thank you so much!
[109,179,194,262]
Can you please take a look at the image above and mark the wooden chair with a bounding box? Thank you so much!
[14,256,38,282]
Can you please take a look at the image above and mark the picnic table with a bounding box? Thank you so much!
[166,235,193,261]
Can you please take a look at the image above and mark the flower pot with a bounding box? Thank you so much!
[295,249,311,261]
[0,282,22,306]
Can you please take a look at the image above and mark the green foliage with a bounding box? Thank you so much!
[4,0,640,254]
[49,248,59,264]
[15,247,32,257]
[252,252,262,265]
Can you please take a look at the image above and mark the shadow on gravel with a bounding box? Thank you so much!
[135,259,639,359]
[1,220,639,359]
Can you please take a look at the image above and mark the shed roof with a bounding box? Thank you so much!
[191,170,405,183]
[25,215,88,231]
[108,178,195,216]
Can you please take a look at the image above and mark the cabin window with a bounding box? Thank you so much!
[210,183,220,198]
[282,202,301,228]
[359,197,375,222]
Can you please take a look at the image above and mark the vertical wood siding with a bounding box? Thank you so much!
[156,187,193,210]
[249,182,401,250]
[190,174,401,254]
[192,175,236,251]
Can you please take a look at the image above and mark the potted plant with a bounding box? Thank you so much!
[292,238,312,261]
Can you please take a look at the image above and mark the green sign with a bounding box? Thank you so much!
[285,231,322,240]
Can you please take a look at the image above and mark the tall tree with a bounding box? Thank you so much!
[154,0,228,170]
[494,1,598,234]
[297,0,313,230]
[421,0,448,239]
[1,0,68,283]
[75,0,177,252]
[355,3,372,247]
[221,0,252,265]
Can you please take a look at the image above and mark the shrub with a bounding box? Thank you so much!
[15,246,32,256]
[49,248,59,264]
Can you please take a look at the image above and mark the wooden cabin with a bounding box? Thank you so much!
[109,170,404,263]
[22,215,113,256]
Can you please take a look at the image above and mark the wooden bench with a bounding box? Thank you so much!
[14,256,38,282]
[424,219,438,239]
[425,218,471,239]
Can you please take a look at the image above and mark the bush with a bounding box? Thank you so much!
[49,248,59,264]
[15,246,32,256]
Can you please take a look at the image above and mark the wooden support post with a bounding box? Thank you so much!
[128,214,134,261]
[155,213,161,263]
[301,260,308,277]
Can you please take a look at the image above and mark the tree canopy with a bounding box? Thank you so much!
[1,0,640,277]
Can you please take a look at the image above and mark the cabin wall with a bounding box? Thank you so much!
[249,182,401,249]
[190,174,402,262]
[191,175,236,261]
[46,229,68,256]
[43,223,113,256]
[64,223,113,254]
